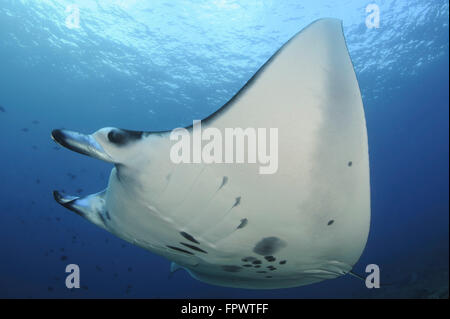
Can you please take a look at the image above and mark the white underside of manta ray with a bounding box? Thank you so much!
[51,18,370,289]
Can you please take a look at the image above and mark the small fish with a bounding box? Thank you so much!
[32,120,40,124]
[67,173,76,180]
[0,105,5,112]
[126,284,132,294]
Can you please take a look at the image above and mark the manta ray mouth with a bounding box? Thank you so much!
[51,129,112,162]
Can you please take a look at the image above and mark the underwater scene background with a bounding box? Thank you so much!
[0,0,448,298]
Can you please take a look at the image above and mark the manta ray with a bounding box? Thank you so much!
[51,18,370,289]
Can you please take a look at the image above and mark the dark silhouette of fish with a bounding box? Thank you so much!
[67,173,76,180]
[0,105,5,112]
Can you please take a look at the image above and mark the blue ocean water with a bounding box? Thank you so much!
[0,0,448,298]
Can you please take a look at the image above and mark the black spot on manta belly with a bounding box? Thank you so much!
[327,219,334,226]
[98,213,107,225]
[253,237,287,256]
[241,256,257,262]
[264,256,276,262]
[222,265,242,272]
[348,161,353,167]
[237,218,248,229]
[180,242,207,254]
[232,196,241,208]
[218,176,228,190]
[167,245,194,255]
[180,231,200,244]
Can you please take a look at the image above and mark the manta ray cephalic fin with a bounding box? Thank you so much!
[53,190,109,229]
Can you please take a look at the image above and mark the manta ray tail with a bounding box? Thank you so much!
[348,270,366,281]
[348,270,397,287]
[53,190,109,229]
